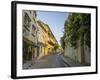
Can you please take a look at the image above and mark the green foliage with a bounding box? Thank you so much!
[60,36,65,49]
[54,44,59,51]
[61,13,91,48]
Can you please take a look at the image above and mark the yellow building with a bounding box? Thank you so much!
[37,20,58,56]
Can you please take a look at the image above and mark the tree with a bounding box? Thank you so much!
[60,35,65,49]
[54,44,59,53]
[60,13,91,63]
[63,13,91,48]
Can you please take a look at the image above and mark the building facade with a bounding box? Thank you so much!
[37,20,58,57]
[22,10,38,64]
[36,21,46,58]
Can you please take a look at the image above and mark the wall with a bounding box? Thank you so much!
[64,45,77,61]
[0,0,99,80]
[64,41,90,64]
[84,45,90,64]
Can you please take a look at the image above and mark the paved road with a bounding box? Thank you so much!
[29,53,69,69]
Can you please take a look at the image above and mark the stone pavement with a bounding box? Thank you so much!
[23,53,90,69]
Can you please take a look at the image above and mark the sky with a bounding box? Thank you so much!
[37,11,69,45]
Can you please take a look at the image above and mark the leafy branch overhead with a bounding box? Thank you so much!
[61,13,91,48]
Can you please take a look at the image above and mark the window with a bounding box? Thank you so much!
[32,24,36,36]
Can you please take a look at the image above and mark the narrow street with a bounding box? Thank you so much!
[28,53,69,69]
[22,10,91,70]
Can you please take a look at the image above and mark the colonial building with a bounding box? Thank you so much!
[37,20,58,57]
[22,10,38,64]
[36,21,46,58]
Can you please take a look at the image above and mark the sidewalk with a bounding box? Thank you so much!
[23,55,51,69]
[60,54,88,67]
[23,58,37,69]
[23,61,33,69]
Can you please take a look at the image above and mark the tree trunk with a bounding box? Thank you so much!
[80,33,85,63]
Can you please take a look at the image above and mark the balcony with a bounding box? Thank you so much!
[48,38,55,45]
